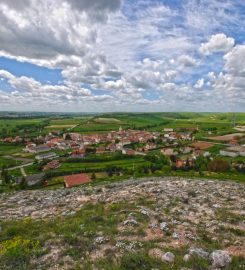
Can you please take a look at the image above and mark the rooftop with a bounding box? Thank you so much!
[64,173,91,188]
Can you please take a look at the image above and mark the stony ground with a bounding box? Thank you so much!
[0,177,244,269]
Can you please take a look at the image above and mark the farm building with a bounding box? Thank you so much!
[42,160,60,171]
[35,152,57,161]
[26,173,45,186]
[122,148,136,155]
[220,150,238,158]
[161,148,175,156]
[64,173,91,188]
[25,144,51,153]
[164,128,174,132]
[226,146,245,157]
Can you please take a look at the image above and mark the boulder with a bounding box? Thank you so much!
[160,222,169,231]
[189,247,209,259]
[210,250,231,268]
[162,252,175,263]
[123,219,138,226]
[94,236,107,245]
[183,254,191,262]
[172,232,179,239]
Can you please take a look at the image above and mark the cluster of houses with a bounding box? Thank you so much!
[22,128,161,159]
[2,126,244,189]
[21,127,211,169]
[2,126,244,174]
[0,136,23,143]
[162,128,194,141]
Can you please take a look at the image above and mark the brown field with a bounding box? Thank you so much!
[208,133,244,141]
[94,117,121,123]
[191,141,214,150]
[45,125,75,129]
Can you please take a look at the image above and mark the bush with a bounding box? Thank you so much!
[208,158,230,172]
[0,236,42,268]
[162,165,171,173]
[120,253,160,270]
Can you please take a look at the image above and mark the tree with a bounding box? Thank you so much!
[144,153,170,166]
[91,173,96,181]
[19,177,27,190]
[195,156,208,171]
[185,158,191,171]
[85,147,96,155]
[1,166,10,185]
[208,158,230,172]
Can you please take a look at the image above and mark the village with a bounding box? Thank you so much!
[0,124,244,190]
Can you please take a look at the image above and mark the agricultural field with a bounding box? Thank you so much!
[22,155,149,176]
[0,156,19,168]
[56,158,148,173]
[72,112,245,136]
[0,144,23,156]
[208,133,244,141]
[0,144,24,167]
[0,112,244,137]
[43,117,90,133]
[73,113,172,133]
[0,118,49,138]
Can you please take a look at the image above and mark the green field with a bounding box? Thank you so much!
[23,155,150,176]
[0,144,24,167]
[73,113,175,133]
[0,113,244,136]
[0,157,19,168]
[72,112,245,135]
[43,117,90,133]
[57,158,148,172]
[0,118,49,138]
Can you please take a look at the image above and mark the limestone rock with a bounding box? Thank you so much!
[210,250,231,268]
[162,252,175,263]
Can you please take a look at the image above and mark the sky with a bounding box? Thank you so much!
[0,0,244,112]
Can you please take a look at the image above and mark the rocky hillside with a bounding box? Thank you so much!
[0,177,244,269]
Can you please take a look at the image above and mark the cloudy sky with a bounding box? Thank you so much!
[0,0,244,112]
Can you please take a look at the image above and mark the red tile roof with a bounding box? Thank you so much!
[64,173,91,188]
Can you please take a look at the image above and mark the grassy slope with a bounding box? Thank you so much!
[0,199,244,269]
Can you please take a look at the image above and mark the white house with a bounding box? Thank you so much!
[164,128,174,132]
[220,150,238,158]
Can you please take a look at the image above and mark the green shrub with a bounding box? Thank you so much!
[0,236,42,268]
[120,253,160,270]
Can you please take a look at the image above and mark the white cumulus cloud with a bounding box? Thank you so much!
[200,33,235,55]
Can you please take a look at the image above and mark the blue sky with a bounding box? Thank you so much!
[0,0,244,112]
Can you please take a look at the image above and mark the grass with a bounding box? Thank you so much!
[0,157,21,168]
[0,118,49,138]
[0,145,23,156]
[57,158,149,172]
[0,144,24,168]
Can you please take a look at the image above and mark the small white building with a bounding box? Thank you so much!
[227,146,245,157]
[35,152,58,161]
[164,128,174,132]
[220,150,238,158]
